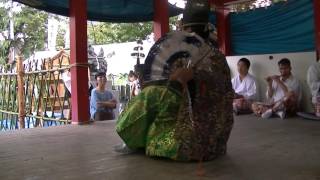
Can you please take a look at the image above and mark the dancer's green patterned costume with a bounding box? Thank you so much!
[116,47,234,161]
[116,0,233,161]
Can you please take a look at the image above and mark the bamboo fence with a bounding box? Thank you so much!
[0,53,71,131]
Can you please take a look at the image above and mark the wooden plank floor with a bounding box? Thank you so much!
[0,115,319,180]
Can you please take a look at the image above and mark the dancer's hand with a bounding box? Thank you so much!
[169,68,193,86]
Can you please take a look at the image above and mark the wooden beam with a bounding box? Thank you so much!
[314,0,320,60]
[153,0,169,41]
[210,0,241,5]
[223,0,239,3]
[69,0,89,124]
[223,0,250,4]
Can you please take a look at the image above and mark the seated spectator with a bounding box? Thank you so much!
[90,71,117,121]
[252,58,301,119]
[128,70,141,98]
[307,57,320,112]
[232,58,258,115]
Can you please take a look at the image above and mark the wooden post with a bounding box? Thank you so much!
[213,0,231,55]
[17,56,25,129]
[153,0,169,41]
[69,0,89,124]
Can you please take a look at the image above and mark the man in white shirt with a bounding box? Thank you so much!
[232,58,258,114]
[252,58,301,119]
[307,57,320,107]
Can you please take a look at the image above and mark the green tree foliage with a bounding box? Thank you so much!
[0,4,11,65]
[107,73,128,86]
[225,0,288,12]
[56,25,66,49]
[14,7,48,57]
[0,1,48,65]
[0,41,10,65]
[115,73,128,86]
[88,22,153,45]
[88,16,179,45]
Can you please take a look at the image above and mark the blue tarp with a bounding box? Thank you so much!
[13,0,183,23]
[229,0,315,55]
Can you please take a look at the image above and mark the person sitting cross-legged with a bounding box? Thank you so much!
[252,58,301,119]
[307,56,320,114]
[232,58,258,115]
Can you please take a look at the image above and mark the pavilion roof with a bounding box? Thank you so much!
[13,0,183,22]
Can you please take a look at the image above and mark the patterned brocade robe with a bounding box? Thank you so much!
[116,48,234,161]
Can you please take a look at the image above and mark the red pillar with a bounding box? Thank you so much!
[314,0,320,60]
[69,0,89,124]
[214,1,231,55]
[153,0,169,41]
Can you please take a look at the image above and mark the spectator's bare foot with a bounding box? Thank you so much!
[261,109,273,119]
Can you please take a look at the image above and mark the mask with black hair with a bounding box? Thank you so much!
[182,0,210,39]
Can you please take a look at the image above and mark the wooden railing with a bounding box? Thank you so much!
[0,54,71,131]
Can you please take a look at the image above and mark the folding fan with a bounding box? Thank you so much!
[143,31,212,82]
